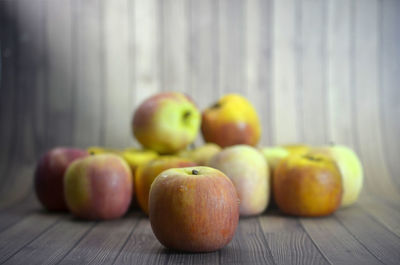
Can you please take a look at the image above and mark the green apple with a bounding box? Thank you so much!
[132,92,201,154]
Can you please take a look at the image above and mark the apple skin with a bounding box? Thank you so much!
[273,153,343,217]
[64,154,133,220]
[135,156,197,214]
[309,145,363,207]
[149,166,239,252]
[177,143,221,166]
[201,94,261,147]
[132,92,201,154]
[34,147,89,211]
[209,145,269,216]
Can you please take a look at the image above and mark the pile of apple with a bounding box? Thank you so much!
[34,92,363,252]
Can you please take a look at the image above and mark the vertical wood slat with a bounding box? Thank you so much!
[73,0,104,148]
[326,0,354,147]
[132,0,161,106]
[188,0,218,111]
[245,0,273,147]
[380,0,400,188]
[45,0,74,148]
[160,0,189,93]
[353,0,399,200]
[103,0,132,148]
[218,0,245,96]
[299,0,327,145]
[271,0,300,145]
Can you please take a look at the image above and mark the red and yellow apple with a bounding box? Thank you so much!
[273,153,342,217]
[201,94,261,147]
[135,156,197,214]
[34,147,89,211]
[209,145,269,216]
[64,154,133,220]
[309,145,363,207]
[149,166,239,252]
[132,92,201,154]
[177,143,221,166]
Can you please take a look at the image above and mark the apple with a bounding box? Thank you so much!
[34,147,89,211]
[309,145,363,207]
[209,145,269,216]
[135,156,197,214]
[64,154,133,220]
[121,148,158,174]
[177,143,221,166]
[273,153,342,217]
[149,166,239,252]
[201,94,261,147]
[282,144,310,155]
[132,92,201,154]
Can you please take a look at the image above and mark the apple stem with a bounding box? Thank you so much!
[192,169,199,175]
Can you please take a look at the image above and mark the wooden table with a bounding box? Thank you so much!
[1,164,399,265]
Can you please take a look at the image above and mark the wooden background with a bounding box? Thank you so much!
[0,0,399,264]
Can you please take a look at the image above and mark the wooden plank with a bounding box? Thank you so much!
[299,0,327,145]
[112,217,168,265]
[45,0,74,148]
[0,192,37,232]
[73,0,104,147]
[0,0,17,177]
[271,0,300,144]
[256,0,273,146]
[188,0,218,110]
[217,0,245,96]
[300,213,383,264]
[360,197,400,237]
[132,0,161,105]
[326,0,355,147]
[219,218,275,265]
[58,213,138,265]
[335,206,400,265]
[259,213,329,265]
[3,219,94,265]
[380,0,400,188]
[0,213,61,263]
[353,0,400,200]
[160,0,189,93]
[103,0,132,148]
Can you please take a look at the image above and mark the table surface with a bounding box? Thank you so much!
[0,164,399,265]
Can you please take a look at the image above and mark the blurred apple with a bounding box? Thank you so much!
[149,166,239,252]
[64,154,133,220]
[34,147,89,211]
[309,145,363,207]
[209,145,269,216]
[274,153,342,217]
[132,92,201,154]
[121,148,158,173]
[135,156,197,214]
[177,143,221,166]
[87,146,122,156]
[201,94,261,147]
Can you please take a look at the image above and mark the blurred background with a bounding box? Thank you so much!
[0,0,399,205]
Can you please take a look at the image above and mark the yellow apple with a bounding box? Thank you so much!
[309,145,363,207]
[201,94,261,147]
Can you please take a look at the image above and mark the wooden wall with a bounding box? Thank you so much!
[0,0,399,205]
